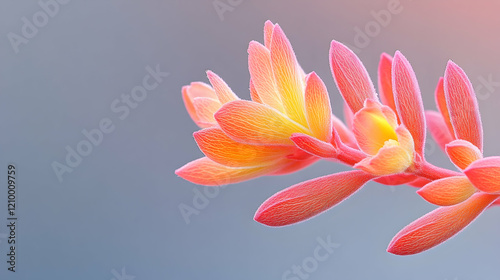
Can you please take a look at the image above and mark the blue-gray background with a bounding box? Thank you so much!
[0,0,499,279]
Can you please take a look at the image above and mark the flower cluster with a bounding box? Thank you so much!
[176,21,500,255]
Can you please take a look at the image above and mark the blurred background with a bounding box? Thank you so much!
[0,0,499,279]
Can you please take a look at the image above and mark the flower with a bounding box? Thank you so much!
[351,99,414,176]
[329,44,429,177]
[254,43,441,227]
[177,20,500,256]
[176,21,341,186]
[388,61,500,255]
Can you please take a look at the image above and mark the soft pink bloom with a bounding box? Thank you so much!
[177,21,499,256]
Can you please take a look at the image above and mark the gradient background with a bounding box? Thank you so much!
[0,0,499,279]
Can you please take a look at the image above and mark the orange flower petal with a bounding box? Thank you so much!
[329,40,377,113]
[249,79,262,103]
[378,53,398,117]
[375,173,417,186]
[304,72,332,142]
[387,192,499,255]
[353,100,398,155]
[270,24,307,126]
[417,176,476,206]
[194,127,295,167]
[248,41,284,112]
[185,81,217,99]
[392,51,426,156]
[464,156,500,193]
[215,100,310,146]
[489,198,500,208]
[191,97,221,125]
[343,102,354,130]
[434,77,455,138]
[354,140,413,176]
[268,157,319,176]
[354,126,413,176]
[206,70,239,104]
[254,170,375,226]
[425,110,455,151]
[332,114,357,147]
[175,157,276,186]
[445,139,483,170]
[182,82,218,128]
[444,61,483,151]
[182,86,200,126]
[286,149,313,161]
[408,177,432,188]
[395,125,415,154]
[263,20,274,49]
[290,133,337,158]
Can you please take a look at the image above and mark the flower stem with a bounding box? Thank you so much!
[336,143,366,166]
[413,161,462,180]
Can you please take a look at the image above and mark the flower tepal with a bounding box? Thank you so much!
[176,21,338,186]
[176,20,500,256]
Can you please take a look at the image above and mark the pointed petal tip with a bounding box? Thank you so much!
[380,52,393,60]
[392,50,407,64]
[174,167,182,176]
[254,171,374,226]
[329,40,349,53]
[247,40,260,51]
[387,192,499,255]
[464,157,500,193]
[386,243,406,256]
[329,40,377,113]
[445,60,464,76]
[443,59,483,151]
[415,176,476,206]
[253,208,276,227]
